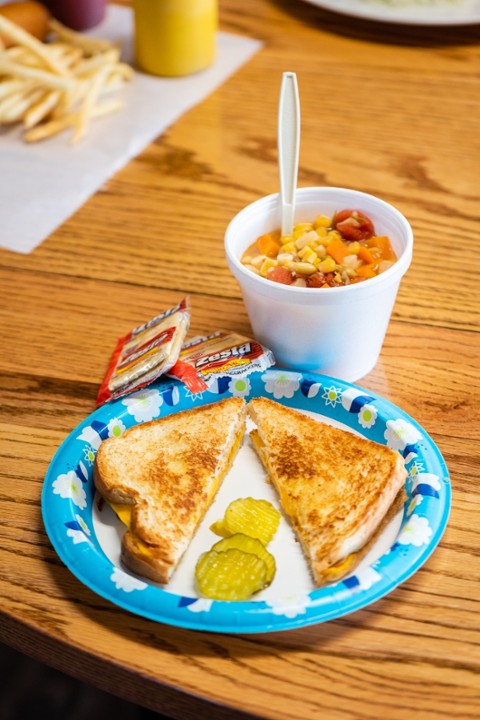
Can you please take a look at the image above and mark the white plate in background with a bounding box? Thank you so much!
[302,0,480,26]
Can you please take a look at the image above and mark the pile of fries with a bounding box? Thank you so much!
[0,15,133,143]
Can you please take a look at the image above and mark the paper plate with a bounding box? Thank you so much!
[42,369,450,633]
[303,0,480,26]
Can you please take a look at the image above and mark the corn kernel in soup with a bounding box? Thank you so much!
[240,209,397,288]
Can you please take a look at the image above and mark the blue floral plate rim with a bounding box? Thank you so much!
[42,368,451,634]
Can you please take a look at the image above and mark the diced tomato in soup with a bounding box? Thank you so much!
[267,266,294,285]
[332,209,375,241]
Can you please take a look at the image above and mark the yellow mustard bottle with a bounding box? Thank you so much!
[133,0,218,77]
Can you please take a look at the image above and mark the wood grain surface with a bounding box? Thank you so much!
[1,1,479,719]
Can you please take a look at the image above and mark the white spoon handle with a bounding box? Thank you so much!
[278,71,300,237]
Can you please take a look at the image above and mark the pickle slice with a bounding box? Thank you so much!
[208,518,230,537]
[212,533,276,585]
[195,548,267,601]
[224,497,281,545]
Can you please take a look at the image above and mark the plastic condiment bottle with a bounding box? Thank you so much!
[44,0,106,31]
[133,0,217,77]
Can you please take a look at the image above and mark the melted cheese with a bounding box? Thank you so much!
[226,428,244,471]
[110,502,132,527]
[321,553,356,581]
[109,502,154,557]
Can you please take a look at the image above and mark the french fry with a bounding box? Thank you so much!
[48,17,115,55]
[0,11,133,144]
[4,45,32,60]
[72,48,121,76]
[23,88,61,128]
[0,57,75,90]
[24,97,124,143]
[51,78,87,116]
[43,42,84,68]
[0,80,37,110]
[102,73,129,94]
[0,77,27,99]
[113,62,134,81]
[0,85,43,123]
[71,62,112,144]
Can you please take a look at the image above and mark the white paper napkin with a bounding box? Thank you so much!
[0,5,262,254]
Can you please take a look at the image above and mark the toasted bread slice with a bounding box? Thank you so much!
[247,397,407,586]
[93,397,246,584]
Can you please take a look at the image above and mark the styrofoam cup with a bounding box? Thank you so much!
[224,187,413,382]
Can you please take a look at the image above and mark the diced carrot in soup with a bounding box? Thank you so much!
[365,235,397,261]
[356,264,377,278]
[357,245,375,264]
[326,237,349,264]
[257,231,282,258]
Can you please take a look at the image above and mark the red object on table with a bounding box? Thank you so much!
[44,0,106,31]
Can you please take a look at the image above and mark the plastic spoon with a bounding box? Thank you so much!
[277,71,300,237]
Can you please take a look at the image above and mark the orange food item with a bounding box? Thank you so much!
[365,235,397,261]
[356,264,377,279]
[0,1,51,47]
[326,237,349,264]
[357,245,375,264]
[257,231,282,258]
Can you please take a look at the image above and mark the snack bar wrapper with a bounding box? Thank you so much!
[96,298,190,406]
[168,330,275,393]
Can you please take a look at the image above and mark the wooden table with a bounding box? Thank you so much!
[1,1,479,718]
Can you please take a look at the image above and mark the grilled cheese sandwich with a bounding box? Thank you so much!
[247,397,407,586]
[93,396,246,584]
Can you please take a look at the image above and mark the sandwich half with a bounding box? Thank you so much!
[93,396,246,584]
[247,397,407,586]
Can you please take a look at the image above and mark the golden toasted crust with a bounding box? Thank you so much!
[247,397,407,586]
[93,397,246,584]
